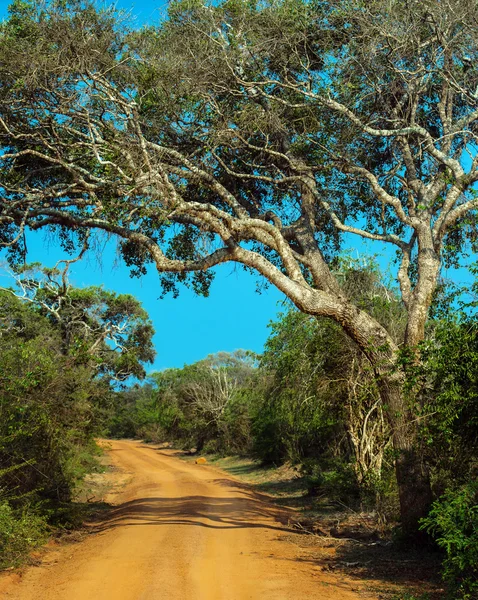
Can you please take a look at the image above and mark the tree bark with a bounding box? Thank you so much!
[404,230,441,348]
[375,372,432,539]
[311,297,433,539]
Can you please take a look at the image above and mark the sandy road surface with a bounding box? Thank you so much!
[0,440,373,600]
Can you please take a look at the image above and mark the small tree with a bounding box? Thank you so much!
[148,351,256,451]
[1,0,478,534]
[1,260,155,380]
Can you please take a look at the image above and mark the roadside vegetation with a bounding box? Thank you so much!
[3,0,478,542]
[0,263,154,568]
[0,0,477,597]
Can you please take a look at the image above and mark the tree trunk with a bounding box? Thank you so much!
[288,277,434,539]
[376,372,432,540]
[386,235,439,537]
[329,301,433,539]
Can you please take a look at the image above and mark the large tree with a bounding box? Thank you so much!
[1,0,478,535]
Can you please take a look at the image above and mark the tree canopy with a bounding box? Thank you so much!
[1,0,477,329]
[0,260,155,380]
[1,0,478,535]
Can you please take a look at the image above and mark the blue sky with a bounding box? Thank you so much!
[10,231,287,371]
[0,0,167,21]
[0,0,475,374]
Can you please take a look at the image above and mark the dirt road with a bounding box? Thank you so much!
[0,440,374,599]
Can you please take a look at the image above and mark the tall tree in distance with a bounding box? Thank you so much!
[1,0,478,535]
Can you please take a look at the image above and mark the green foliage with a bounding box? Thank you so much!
[0,501,48,568]
[249,304,394,508]
[255,308,346,465]
[1,0,478,544]
[0,280,154,568]
[105,351,257,454]
[2,0,477,298]
[251,263,399,507]
[108,264,400,510]
[405,306,478,596]
[0,300,111,507]
[300,459,359,503]
[421,482,478,600]
[149,351,257,452]
[413,318,478,490]
[4,263,156,381]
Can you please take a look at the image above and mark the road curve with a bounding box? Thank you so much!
[0,440,370,600]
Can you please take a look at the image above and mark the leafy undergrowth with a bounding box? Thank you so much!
[183,452,445,600]
[0,503,48,569]
[51,447,119,532]
[0,446,115,572]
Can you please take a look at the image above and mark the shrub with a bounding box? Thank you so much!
[0,502,48,569]
[421,481,478,599]
[301,458,360,503]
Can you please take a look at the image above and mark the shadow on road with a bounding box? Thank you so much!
[88,494,293,534]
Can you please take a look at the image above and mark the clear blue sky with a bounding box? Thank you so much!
[0,0,474,374]
[7,231,287,372]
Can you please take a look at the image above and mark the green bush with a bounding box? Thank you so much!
[0,502,48,569]
[301,458,360,503]
[251,406,289,465]
[421,481,478,599]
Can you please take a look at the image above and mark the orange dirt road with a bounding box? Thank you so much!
[0,440,374,600]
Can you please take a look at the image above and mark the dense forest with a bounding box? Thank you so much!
[1,0,478,597]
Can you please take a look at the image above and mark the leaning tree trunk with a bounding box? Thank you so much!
[335,302,433,539]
